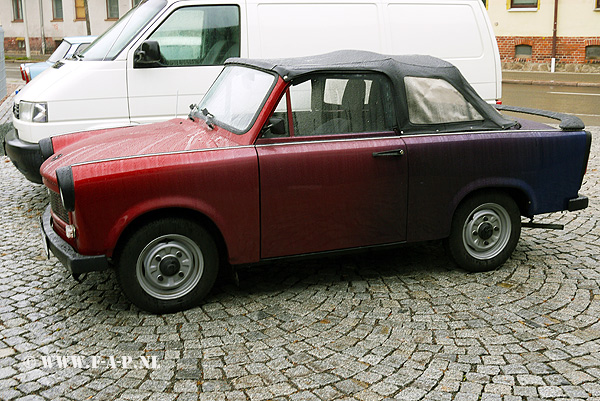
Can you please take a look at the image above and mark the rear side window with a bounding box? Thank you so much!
[404,77,483,125]
[147,5,240,67]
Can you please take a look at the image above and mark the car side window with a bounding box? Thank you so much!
[147,5,240,67]
[404,76,483,125]
[264,73,394,138]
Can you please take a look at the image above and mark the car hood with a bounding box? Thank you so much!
[41,118,242,176]
[14,59,119,102]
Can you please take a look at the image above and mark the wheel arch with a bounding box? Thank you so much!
[450,183,534,225]
[111,207,229,268]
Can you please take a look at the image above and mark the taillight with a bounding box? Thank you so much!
[496,100,502,105]
[19,64,27,82]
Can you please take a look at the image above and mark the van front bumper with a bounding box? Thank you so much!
[41,206,110,278]
[3,128,44,184]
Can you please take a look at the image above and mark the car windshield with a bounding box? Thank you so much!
[47,41,71,63]
[196,66,276,134]
[79,0,167,61]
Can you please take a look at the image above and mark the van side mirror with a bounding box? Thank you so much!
[134,40,162,68]
[264,117,286,136]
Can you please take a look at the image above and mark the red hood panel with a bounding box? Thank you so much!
[42,118,242,173]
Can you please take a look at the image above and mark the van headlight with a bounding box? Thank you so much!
[19,101,48,123]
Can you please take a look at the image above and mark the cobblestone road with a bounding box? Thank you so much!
[0,127,598,401]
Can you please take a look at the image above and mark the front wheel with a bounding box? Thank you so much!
[446,192,521,272]
[117,218,219,313]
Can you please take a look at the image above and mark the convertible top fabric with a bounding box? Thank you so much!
[226,50,517,132]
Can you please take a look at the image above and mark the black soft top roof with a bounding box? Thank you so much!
[225,50,517,132]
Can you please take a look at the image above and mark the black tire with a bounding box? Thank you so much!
[117,218,219,313]
[446,191,521,272]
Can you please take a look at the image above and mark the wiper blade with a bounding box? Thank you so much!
[201,108,215,130]
[188,103,198,121]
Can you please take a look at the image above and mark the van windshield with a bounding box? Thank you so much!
[80,0,167,61]
[47,40,71,63]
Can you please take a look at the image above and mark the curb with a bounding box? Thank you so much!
[502,79,600,88]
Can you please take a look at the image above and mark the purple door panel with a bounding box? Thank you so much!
[257,137,408,258]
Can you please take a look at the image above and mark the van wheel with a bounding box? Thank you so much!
[446,192,521,272]
[117,218,218,314]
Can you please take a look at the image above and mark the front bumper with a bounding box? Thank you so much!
[3,128,44,184]
[41,206,110,277]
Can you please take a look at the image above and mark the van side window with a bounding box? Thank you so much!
[147,5,240,67]
[404,77,483,125]
[265,74,394,138]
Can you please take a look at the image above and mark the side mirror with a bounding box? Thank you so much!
[265,117,286,136]
[134,40,162,68]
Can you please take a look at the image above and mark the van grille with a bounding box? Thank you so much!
[13,102,19,119]
[49,191,69,223]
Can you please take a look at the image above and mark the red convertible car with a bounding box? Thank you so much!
[39,51,591,313]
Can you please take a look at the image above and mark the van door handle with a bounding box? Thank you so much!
[372,149,405,157]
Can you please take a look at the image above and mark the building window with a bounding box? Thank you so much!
[510,0,538,8]
[586,46,600,60]
[52,0,63,20]
[107,0,119,19]
[515,44,532,59]
[75,0,86,20]
[12,0,23,21]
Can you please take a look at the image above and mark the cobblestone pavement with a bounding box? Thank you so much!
[0,127,598,401]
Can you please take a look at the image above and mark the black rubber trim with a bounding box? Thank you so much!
[495,104,585,131]
[39,137,55,162]
[56,166,75,212]
[41,206,109,275]
[568,195,589,212]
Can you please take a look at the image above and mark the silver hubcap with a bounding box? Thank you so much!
[136,234,204,300]
[462,202,511,260]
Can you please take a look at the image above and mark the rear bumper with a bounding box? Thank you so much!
[3,128,43,184]
[41,206,110,277]
[568,195,589,212]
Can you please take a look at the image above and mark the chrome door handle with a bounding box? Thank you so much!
[372,149,404,157]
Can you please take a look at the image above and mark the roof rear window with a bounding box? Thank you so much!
[405,77,483,125]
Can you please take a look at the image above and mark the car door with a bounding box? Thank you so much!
[126,3,242,124]
[256,73,409,259]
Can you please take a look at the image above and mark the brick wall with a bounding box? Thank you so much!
[3,37,58,54]
[497,36,600,64]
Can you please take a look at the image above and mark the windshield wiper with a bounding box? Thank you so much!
[188,104,216,130]
[201,108,215,130]
[188,103,198,121]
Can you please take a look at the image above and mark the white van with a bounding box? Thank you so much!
[5,0,501,183]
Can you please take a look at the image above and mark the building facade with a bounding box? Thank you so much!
[485,0,600,67]
[2,0,600,67]
[1,0,139,54]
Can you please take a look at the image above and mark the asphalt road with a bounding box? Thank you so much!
[501,83,600,127]
[4,63,22,81]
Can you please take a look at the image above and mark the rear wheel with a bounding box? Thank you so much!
[117,218,218,313]
[446,191,521,272]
